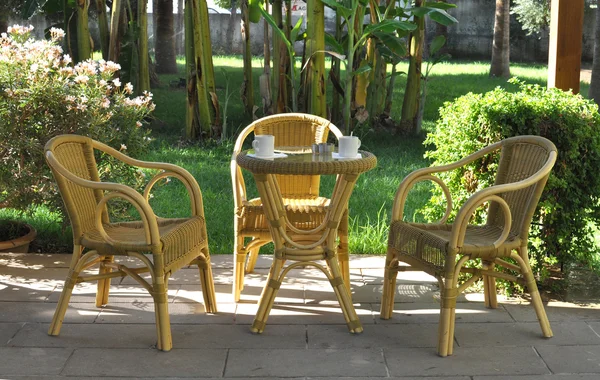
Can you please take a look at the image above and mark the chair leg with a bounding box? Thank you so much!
[251,257,284,334]
[233,236,247,302]
[437,283,458,357]
[517,248,553,338]
[482,260,498,309]
[49,245,83,336]
[246,246,261,274]
[96,255,114,307]
[197,248,217,314]
[153,278,172,352]
[380,254,399,320]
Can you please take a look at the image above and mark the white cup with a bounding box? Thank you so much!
[252,135,275,158]
[338,136,361,158]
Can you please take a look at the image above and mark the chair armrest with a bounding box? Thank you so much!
[392,141,506,223]
[91,140,204,217]
[143,170,204,218]
[45,151,161,246]
[231,124,256,209]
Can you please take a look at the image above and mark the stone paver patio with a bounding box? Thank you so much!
[1,252,599,379]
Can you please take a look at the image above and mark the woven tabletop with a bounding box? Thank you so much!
[236,150,377,175]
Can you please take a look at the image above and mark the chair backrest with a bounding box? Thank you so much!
[233,113,343,199]
[486,136,557,240]
[45,135,109,242]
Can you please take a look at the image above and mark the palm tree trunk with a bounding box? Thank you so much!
[589,3,600,105]
[95,0,110,59]
[185,1,199,139]
[155,0,178,73]
[400,0,424,134]
[307,0,326,118]
[108,0,123,62]
[331,12,342,124]
[199,0,221,131]
[138,0,151,92]
[241,0,255,116]
[76,0,92,61]
[272,0,285,113]
[489,0,510,78]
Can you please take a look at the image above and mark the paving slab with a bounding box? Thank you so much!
[536,345,600,373]
[95,301,235,324]
[0,302,99,323]
[361,268,437,285]
[384,346,550,376]
[0,347,73,376]
[225,348,387,377]
[474,376,600,380]
[0,253,71,268]
[455,321,600,347]
[308,323,438,349]
[235,302,375,325]
[9,322,157,348]
[48,283,179,303]
[172,324,306,349]
[505,301,600,322]
[309,377,469,380]
[0,322,23,346]
[371,302,514,324]
[587,321,600,337]
[62,348,227,377]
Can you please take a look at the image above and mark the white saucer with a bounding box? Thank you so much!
[248,152,288,160]
[332,152,361,160]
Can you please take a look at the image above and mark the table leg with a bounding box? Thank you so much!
[326,255,363,333]
[251,256,285,333]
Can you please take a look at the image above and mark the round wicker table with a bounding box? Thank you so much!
[236,150,377,334]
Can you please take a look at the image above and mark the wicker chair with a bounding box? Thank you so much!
[380,135,557,357]
[45,134,217,352]
[231,113,348,301]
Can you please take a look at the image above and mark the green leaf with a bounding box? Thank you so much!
[429,9,458,26]
[321,0,352,19]
[290,16,304,44]
[424,1,457,10]
[325,32,344,54]
[363,19,416,37]
[352,64,372,77]
[42,0,64,13]
[373,31,406,58]
[430,35,446,56]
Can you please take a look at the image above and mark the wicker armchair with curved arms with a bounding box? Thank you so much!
[45,134,217,352]
[231,113,348,302]
[380,135,557,357]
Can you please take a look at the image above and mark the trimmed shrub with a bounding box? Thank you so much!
[423,78,600,277]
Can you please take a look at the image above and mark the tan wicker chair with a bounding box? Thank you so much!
[231,113,347,301]
[45,134,217,352]
[380,135,557,357]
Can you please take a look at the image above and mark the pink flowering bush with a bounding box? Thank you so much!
[0,25,154,216]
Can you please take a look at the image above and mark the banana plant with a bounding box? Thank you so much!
[321,0,416,134]
[259,5,304,112]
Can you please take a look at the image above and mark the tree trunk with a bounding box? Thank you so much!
[186,0,213,138]
[185,1,200,139]
[137,0,151,92]
[177,0,184,56]
[199,0,221,134]
[589,3,600,105]
[76,0,91,61]
[155,0,178,73]
[95,0,110,59]
[261,0,272,115]
[330,12,342,124]
[400,0,424,134]
[226,0,237,54]
[307,0,326,118]
[489,0,510,78]
[241,0,255,116]
[271,0,287,113]
[108,0,123,62]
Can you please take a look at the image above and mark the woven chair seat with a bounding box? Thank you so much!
[82,217,206,267]
[389,221,521,271]
[239,196,330,231]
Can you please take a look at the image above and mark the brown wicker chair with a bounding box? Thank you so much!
[231,113,348,301]
[45,134,217,352]
[380,135,557,356]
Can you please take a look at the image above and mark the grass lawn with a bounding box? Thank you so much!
[3,58,591,255]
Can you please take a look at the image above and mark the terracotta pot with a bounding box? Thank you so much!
[0,223,37,253]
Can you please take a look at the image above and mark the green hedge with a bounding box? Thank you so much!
[423,79,600,277]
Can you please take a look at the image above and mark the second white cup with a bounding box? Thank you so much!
[338,136,361,158]
[252,135,275,157]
